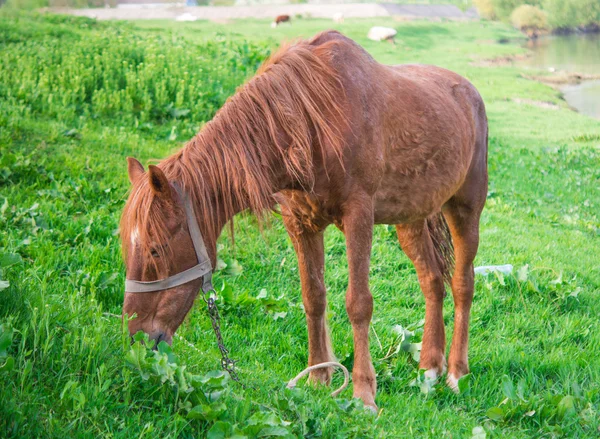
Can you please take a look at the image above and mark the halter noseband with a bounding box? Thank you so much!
[125,184,213,294]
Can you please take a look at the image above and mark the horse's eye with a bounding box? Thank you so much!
[150,249,160,258]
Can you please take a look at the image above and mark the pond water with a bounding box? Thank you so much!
[519,33,600,119]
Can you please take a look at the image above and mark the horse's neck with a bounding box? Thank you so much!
[173,118,291,244]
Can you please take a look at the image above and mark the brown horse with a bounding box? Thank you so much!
[121,30,488,409]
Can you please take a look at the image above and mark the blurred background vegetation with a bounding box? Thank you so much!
[1,0,599,34]
[474,0,600,32]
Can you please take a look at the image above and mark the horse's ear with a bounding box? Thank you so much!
[148,165,171,199]
[127,157,144,184]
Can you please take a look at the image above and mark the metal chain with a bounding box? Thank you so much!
[201,289,242,385]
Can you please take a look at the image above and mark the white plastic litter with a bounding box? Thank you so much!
[474,264,513,276]
[367,26,397,42]
[175,13,197,22]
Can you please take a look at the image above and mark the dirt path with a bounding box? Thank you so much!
[51,3,479,21]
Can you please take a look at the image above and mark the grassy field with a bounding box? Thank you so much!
[1,12,599,439]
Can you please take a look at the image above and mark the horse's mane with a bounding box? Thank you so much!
[122,34,348,258]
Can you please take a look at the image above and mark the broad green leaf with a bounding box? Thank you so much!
[337,398,362,412]
[245,412,284,427]
[132,331,149,344]
[219,283,234,303]
[557,395,576,420]
[0,356,14,372]
[207,389,225,403]
[207,421,235,439]
[458,373,471,395]
[404,342,421,362]
[199,370,229,389]
[187,402,226,421]
[124,341,151,380]
[187,404,214,421]
[157,340,178,365]
[501,376,516,400]
[0,253,21,268]
[486,407,505,421]
[151,351,177,384]
[257,426,292,437]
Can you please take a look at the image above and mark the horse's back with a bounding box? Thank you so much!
[370,64,488,224]
[389,64,487,139]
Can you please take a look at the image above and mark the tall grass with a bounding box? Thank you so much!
[0,13,268,129]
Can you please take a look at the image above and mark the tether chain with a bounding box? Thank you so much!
[202,288,242,385]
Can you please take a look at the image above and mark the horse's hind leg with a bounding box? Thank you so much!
[282,209,334,384]
[443,164,487,391]
[396,221,447,379]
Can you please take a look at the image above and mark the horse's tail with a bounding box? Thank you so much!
[427,212,454,285]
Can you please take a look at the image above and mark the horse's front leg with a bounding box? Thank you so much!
[341,195,377,410]
[282,211,335,385]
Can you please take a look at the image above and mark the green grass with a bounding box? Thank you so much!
[1,12,599,439]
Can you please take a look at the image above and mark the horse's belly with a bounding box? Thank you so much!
[373,180,455,225]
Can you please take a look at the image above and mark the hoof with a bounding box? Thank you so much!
[364,404,378,415]
[420,354,447,379]
[446,373,460,393]
[424,368,440,381]
[353,391,377,412]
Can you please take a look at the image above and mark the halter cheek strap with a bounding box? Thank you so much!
[125,184,213,294]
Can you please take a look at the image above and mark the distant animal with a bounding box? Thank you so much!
[333,12,344,24]
[271,14,291,28]
[367,26,397,43]
[121,31,488,411]
[175,13,197,22]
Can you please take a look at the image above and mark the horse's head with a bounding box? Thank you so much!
[120,157,211,346]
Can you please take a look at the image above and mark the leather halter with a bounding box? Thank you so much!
[125,184,213,294]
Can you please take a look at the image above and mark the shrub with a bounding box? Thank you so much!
[511,4,548,31]
[543,0,600,29]
[491,0,542,20]
[473,0,497,20]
